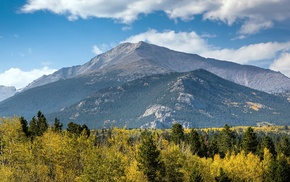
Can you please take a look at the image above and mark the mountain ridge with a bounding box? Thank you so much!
[48,69,290,129]
[22,41,290,94]
[0,86,16,102]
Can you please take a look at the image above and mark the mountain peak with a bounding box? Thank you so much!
[21,41,290,94]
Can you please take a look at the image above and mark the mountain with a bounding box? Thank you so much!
[24,41,290,93]
[1,41,290,128]
[0,72,125,118]
[48,69,290,129]
[0,86,16,102]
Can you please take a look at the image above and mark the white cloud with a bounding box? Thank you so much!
[0,67,57,89]
[92,44,111,55]
[124,29,290,64]
[21,0,290,34]
[92,45,103,55]
[270,52,290,78]
[124,29,210,54]
[203,0,290,34]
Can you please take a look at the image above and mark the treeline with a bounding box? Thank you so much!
[19,111,90,138]
[0,114,290,181]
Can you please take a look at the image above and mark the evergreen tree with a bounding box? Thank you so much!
[242,127,258,154]
[264,155,290,182]
[81,124,90,137]
[171,123,184,145]
[189,129,201,155]
[53,117,63,133]
[260,135,276,158]
[67,122,90,137]
[28,116,38,137]
[188,129,208,157]
[28,111,48,137]
[19,116,29,137]
[278,136,290,157]
[67,122,82,136]
[137,131,165,182]
[208,137,219,158]
[217,124,235,158]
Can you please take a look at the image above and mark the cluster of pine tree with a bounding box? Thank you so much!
[0,114,290,181]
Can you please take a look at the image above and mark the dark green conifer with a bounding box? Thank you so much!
[260,135,276,157]
[278,136,290,157]
[264,155,290,182]
[137,131,165,182]
[171,123,184,145]
[19,116,29,137]
[217,124,235,158]
[53,117,63,133]
[242,127,258,154]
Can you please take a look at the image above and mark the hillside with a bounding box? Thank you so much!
[49,69,290,129]
[0,86,16,102]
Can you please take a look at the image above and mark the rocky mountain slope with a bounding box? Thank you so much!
[0,86,16,102]
[48,70,290,129]
[24,41,290,93]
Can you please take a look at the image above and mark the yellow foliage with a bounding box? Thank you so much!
[125,160,146,182]
[0,117,289,181]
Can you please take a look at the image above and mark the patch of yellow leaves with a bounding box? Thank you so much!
[246,102,263,111]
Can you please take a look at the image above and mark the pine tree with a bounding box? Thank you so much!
[28,111,48,137]
[67,122,90,137]
[217,124,235,158]
[260,135,276,158]
[278,136,290,157]
[188,129,207,157]
[189,129,201,155]
[81,124,90,137]
[137,131,165,182]
[67,122,82,135]
[264,155,290,182]
[19,116,29,137]
[208,137,219,158]
[37,111,48,135]
[53,117,63,133]
[171,123,184,145]
[242,127,258,154]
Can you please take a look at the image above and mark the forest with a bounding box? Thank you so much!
[0,111,290,182]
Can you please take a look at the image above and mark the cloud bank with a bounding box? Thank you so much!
[0,67,57,89]
[21,0,290,34]
[270,53,290,78]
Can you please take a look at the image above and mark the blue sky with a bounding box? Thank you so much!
[1,0,290,89]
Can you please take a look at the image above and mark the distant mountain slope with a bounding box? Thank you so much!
[0,86,16,102]
[24,41,290,93]
[0,72,124,118]
[49,70,290,129]
[2,42,290,127]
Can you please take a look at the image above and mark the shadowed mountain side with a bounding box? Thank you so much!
[49,70,290,129]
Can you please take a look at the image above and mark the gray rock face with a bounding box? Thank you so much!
[0,86,16,102]
[50,70,290,129]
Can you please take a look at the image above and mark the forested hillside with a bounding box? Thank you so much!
[1,114,290,181]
